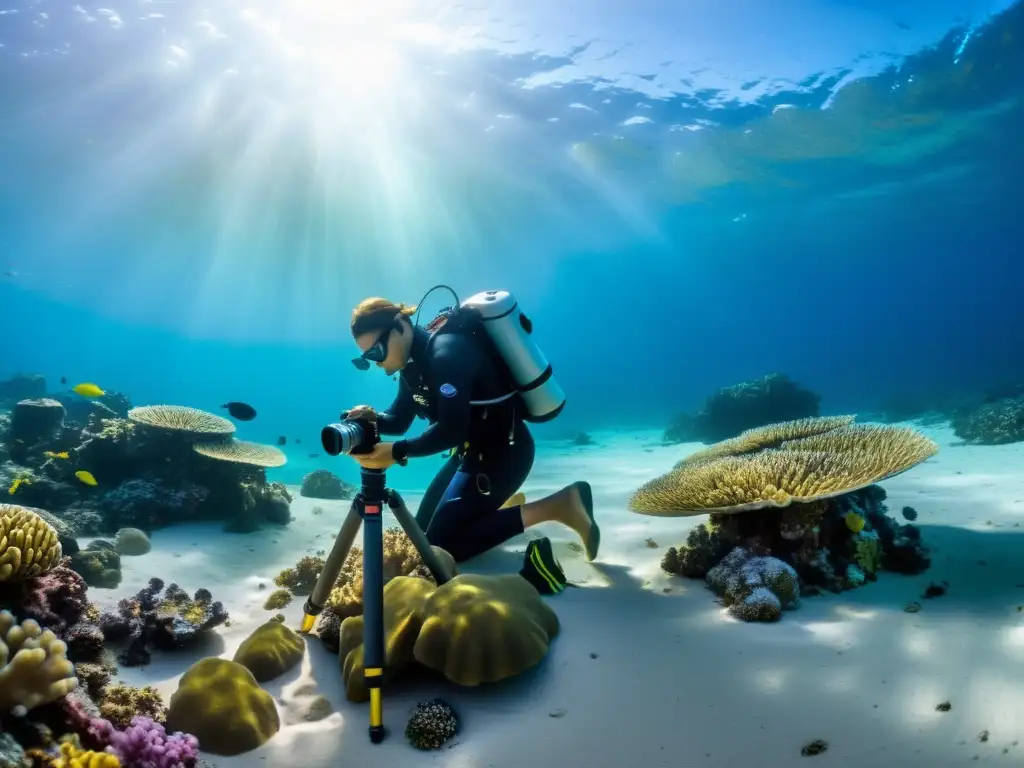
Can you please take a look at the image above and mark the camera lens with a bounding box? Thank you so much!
[321,422,364,456]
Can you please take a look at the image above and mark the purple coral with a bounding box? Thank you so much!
[107,716,200,768]
[20,563,89,634]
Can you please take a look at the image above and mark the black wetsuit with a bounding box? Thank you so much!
[377,326,533,562]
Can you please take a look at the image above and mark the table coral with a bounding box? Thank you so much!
[0,609,78,714]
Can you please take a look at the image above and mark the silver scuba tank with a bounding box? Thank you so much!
[460,290,566,423]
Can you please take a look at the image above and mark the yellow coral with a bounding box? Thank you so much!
[0,504,62,581]
[325,528,456,620]
[53,740,121,768]
[99,684,166,729]
[675,415,856,468]
[630,422,937,517]
[854,532,881,574]
[0,610,78,713]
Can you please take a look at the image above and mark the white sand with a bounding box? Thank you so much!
[83,422,1024,767]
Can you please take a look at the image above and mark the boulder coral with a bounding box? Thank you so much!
[232,621,305,683]
[166,657,280,756]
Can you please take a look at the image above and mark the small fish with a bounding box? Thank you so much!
[72,382,105,398]
[75,470,98,486]
[43,451,70,460]
[277,436,287,446]
[308,453,319,458]
[221,401,257,421]
[295,438,301,444]
[844,511,865,533]
[60,376,67,385]
[7,476,31,495]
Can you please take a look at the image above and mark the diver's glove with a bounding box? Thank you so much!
[519,537,570,595]
[342,405,377,422]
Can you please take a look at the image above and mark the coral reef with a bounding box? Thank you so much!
[405,698,459,750]
[299,469,354,500]
[98,578,228,667]
[951,394,1024,445]
[166,658,280,757]
[664,373,821,444]
[636,420,935,620]
[106,716,199,768]
[262,589,292,610]
[1,396,292,534]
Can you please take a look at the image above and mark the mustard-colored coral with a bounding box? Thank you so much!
[779,423,939,482]
[263,588,293,610]
[675,415,856,468]
[232,620,305,682]
[53,740,120,768]
[99,684,166,729]
[127,405,235,437]
[0,504,62,581]
[630,421,937,517]
[273,556,325,594]
[166,657,279,756]
[0,609,78,714]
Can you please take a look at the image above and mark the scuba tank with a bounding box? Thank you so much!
[415,286,567,424]
[458,290,566,423]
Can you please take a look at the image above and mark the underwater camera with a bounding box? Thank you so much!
[320,416,380,457]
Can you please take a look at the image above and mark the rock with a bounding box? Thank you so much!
[9,398,66,452]
[114,527,151,556]
[0,374,46,407]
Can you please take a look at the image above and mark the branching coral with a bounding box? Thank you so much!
[98,578,228,666]
[0,609,78,714]
[98,684,167,729]
[273,556,324,594]
[106,716,199,768]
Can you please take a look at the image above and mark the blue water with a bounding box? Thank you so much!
[1,0,1022,487]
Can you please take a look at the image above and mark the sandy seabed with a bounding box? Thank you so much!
[83,422,1024,768]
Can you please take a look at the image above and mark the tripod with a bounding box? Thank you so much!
[299,467,454,744]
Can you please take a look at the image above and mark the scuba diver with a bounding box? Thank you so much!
[342,289,599,590]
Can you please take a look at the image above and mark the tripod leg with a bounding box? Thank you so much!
[300,500,364,633]
[361,495,386,744]
[388,489,454,585]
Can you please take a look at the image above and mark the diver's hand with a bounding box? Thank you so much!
[353,442,396,470]
[343,405,377,422]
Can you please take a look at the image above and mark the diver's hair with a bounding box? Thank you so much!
[350,297,417,338]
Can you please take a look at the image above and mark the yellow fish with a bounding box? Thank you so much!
[44,451,70,460]
[72,383,105,398]
[844,511,865,533]
[75,470,98,487]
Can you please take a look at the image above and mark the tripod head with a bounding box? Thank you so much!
[359,467,387,504]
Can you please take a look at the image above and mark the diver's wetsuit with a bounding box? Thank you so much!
[376,326,533,562]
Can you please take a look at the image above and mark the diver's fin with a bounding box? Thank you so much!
[500,491,526,509]
[519,537,567,595]
[574,481,599,562]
